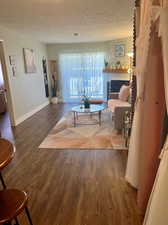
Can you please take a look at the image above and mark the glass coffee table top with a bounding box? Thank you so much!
[72,104,105,113]
[71,104,106,127]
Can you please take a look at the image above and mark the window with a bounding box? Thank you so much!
[59,52,105,103]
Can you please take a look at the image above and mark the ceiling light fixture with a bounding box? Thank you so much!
[73,33,79,36]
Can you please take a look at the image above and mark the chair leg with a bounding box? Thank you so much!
[0,172,6,189]
[25,206,34,225]
[14,217,20,225]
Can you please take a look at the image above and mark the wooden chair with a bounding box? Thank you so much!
[0,138,15,189]
[0,189,34,225]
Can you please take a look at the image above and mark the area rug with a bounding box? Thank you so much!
[39,110,126,150]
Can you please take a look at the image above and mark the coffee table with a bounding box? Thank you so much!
[71,104,105,127]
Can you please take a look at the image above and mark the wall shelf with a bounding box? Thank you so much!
[103,68,128,74]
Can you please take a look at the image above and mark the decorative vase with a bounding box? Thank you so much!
[84,100,90,108]
[116,61,121,69]
[51,97,58,104]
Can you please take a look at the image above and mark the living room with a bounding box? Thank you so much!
[43,38,132,149]
[1,0,167,225]
[0,0,133,147]
[0,0,137,223]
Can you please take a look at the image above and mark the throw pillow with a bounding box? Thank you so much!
[119,85,130,101]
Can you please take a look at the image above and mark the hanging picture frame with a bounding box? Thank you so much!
[9,55,17,76]
[12,65,17,77]
[9,55,16,65]
[115,44,125,57]
[23,48,37,73]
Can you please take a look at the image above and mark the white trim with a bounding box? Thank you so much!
[14,101,50,126]
[0,41,16,126]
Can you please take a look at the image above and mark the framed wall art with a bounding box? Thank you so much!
[23,48,37,73]
[9,55,16,65]
[12,66,17,77]
[115,44,125,57]
[9,55,17,76]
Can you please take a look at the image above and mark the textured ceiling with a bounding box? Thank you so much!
[0,0,134,43]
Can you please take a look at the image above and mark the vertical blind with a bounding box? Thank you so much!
[59,52,105,103]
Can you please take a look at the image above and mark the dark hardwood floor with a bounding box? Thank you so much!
[0,103,142,225]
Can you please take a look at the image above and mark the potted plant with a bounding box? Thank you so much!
[116,61,121,69]
[51,72,58,104]
[82,93,90,109]
[104,59,109,68]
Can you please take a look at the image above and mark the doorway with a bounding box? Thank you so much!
[0,41,14,141]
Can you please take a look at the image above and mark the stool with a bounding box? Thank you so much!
[0,189,34,225]
[0,138,15,189]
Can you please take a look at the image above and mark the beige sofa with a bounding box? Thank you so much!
[108,92,131,132]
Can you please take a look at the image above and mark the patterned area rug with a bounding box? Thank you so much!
[39,110,126,150]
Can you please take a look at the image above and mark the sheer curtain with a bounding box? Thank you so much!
[59,52,105,103]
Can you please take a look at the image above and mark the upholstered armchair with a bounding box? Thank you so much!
[108,92,131,133]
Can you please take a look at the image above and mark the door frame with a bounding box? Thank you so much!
[0,40,15,126]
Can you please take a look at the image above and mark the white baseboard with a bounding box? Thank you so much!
[14,101,50,126]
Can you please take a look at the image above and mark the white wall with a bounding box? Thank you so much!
[47,38,132,64]
[47,37,132,100]
[0,26,49,125]
[47,37,132,80]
